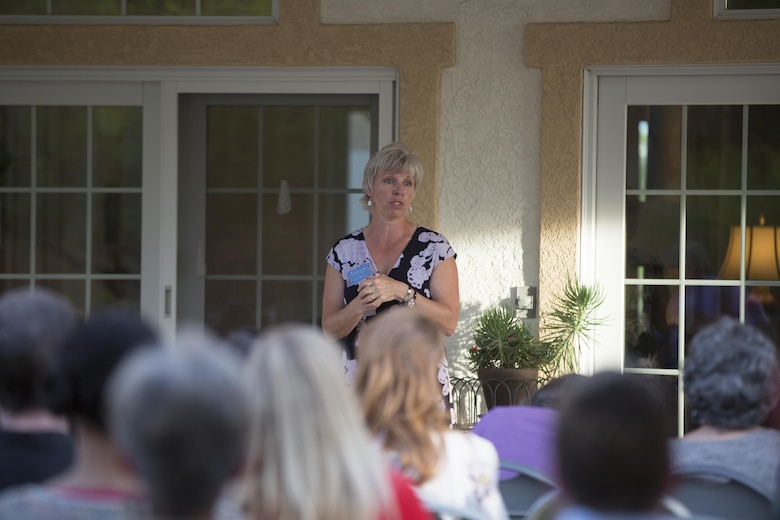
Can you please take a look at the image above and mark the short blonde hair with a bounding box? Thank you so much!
[241,324,393,520]
[354,307,449,484]
[361,142,424,210]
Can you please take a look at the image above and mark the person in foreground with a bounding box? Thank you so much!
[239,323,432,520]
[0,308,159,519]
[321,142,460,401]
[552,371,677,520]
[107,330,248,520]
[355,307,508,520]
[0,288,78,492]
[670,316,780,499]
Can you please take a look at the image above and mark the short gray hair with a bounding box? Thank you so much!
[684,317,780,429]
[361,142,423,210]
[108,332,249,518]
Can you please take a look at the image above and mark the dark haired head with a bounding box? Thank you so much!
[684,317,779,429]
[530,373,588,410]
[48,308,159,431]
[557,371,669,512]
[0,288,78,412]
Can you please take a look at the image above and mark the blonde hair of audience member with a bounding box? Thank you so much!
[355,307,450,484]
[241,324,395,520]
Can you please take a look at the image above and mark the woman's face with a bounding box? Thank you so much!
[369,169,415,217]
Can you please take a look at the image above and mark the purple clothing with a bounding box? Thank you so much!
[472,405,559,482]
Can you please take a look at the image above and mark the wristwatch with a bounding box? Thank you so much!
[402,285,417,308]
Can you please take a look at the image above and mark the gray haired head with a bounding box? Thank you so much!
[684,317,780,430]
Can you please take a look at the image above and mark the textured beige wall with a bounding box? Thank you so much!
[0,0,455,230]
[526,0,780,327]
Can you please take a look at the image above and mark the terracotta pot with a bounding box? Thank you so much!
[477,367,539,410]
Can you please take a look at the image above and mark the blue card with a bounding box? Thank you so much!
[346,263,373,286]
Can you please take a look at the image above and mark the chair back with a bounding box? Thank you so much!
[498,460,559,519]
[423,500,492,520]
[669,465,773,520]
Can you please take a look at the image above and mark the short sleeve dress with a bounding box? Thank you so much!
[326,226,457,401]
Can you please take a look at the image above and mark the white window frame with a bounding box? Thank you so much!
[0,66,398,339]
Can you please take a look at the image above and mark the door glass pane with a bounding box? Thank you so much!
[206,193,257,275]
[635,374,679,438]
[318,193,367,276]
[0,106,32,187]
[726,0,780,9]
[686,105,742,190]
[626,106,681,190]
[92,280,140,311]
[319,106,372,189]
[625,284,679,370]
[686,195,740,280]
[207,106,259,189]
[0,193,31,273]
[202,0,272,15]
[262,193,313,275]
[93,107,142,188]
[37,106,87,187]
[205,280,256,336]
[53,0,120,15]
[261,280,313,327]
[36,279,85,314]
[262,107,316,189]
[747,105,780,190]
[626,195,680,279]
[127,0,194,15]
[684,285,739,349]
[92,193,142,275]
[36,193,86,274]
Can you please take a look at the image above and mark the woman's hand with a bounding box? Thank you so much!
[357,274,407,309]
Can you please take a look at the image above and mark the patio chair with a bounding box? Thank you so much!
[423,500,492,520]
[497,460,559,519]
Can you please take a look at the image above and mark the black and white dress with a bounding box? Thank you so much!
[326,226,456,402]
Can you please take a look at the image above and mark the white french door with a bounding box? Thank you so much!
[584,66,780,435]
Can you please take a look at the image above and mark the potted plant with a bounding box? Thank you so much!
[467,279,604,409]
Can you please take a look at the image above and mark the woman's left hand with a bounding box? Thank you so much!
[357,274,406,308]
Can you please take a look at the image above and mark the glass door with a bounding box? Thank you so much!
[587,69,780,435]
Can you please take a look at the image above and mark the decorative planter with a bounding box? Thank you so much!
[477,367,539,410]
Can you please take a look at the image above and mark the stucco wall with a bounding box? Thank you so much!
[322,0,671,375]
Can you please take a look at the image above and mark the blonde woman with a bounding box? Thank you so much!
[239,324,431,520]
[355,307,508,520]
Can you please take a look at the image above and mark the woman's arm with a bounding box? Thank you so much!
[415,257,460,336]
[321,264,377,340]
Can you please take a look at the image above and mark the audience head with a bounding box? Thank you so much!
[108,330,248,518]
[361,142,423,210]
[557,371,669,513]
[684,316,780,430]
[355,307,449,483]
[48,308,158,433]
[241,324,391,520]
[0,288,78,413]
[530,373,588,410]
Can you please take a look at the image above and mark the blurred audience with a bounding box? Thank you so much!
[240,323,431,520]
[356,307,508,520]
[670,317,780,499]
[554,371,674,519]
[0,288,78,492]
[473,373,587,482]
[108,330,248,520]
[0,307,158,518]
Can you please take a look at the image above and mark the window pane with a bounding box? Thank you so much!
[263,107,315,189]
[0,193,31,273]
[625,284,679,370]
[319,106,371,189]
[318,193,367,275]
[626,106,681,190]
[126,0,194,15]
[726,0,780,8]
[0,106,32,187]
[747,105,780,190]
[262,193,312,275]
[684,285,739,348]
[92,193,141,275]
[686,195,740,280]
[207,106,259,189]
[93,106,142,188]
[37,106,86,187]
[52,0,121,15]
[0,0,46,14]
[92,279,140,312]
[36,193,86,273]
[261,280,313,327]
[626,195,680,279]
[206,193,257,275]
[202,0,272,15]
[205,280,256,336]
[634,374,679,437]
[686,105,742,190]
[36,279,85,314]
[0,279,30,294]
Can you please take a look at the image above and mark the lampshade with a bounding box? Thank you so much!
[719,220,780,281]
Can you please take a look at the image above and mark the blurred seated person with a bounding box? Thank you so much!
[553,371,679,519]
[356,307,508,520]
[472,373,587,482]
[240,324,431,520]
[670,317,780,499]
[0,289,78,492]
[108,330,248,520]
[0,308,158,518]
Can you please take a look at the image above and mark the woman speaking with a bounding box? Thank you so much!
[322,143,460,404]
